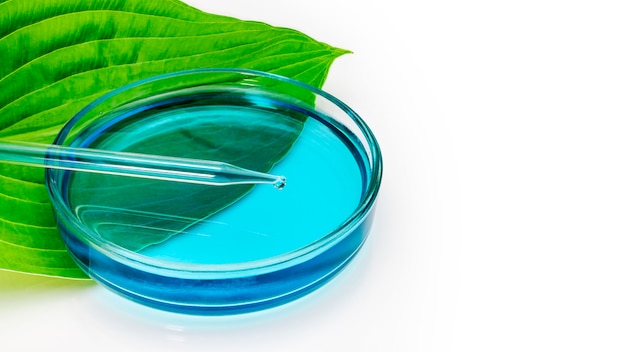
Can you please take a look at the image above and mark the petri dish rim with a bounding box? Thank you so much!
[46,68,383,277]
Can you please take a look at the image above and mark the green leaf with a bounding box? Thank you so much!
[0,0,349,278]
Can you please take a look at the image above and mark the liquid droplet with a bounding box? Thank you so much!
[274,176,287,190]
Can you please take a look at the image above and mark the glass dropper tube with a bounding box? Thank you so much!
[0,140,286,189]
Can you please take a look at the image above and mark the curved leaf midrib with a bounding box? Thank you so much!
[0,44,340,130]
[1,29,320,87]
[0,0,348,278]
[0,11,283,79]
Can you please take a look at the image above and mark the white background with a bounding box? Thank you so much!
[2,1,626,351]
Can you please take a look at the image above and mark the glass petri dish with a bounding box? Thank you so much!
[46,68,382,314]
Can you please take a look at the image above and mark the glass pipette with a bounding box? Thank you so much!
[0,140,286,190]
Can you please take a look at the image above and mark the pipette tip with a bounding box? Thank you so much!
[274,176,287,190]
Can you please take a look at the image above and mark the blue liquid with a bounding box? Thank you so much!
[56,92,373,314]
[141,116,362,263]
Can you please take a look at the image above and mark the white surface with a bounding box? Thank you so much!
[3,1,626,351]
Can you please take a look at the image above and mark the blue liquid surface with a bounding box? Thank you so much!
[67,97,365,266]
[55,89,376,314]
[141,116,362,263]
